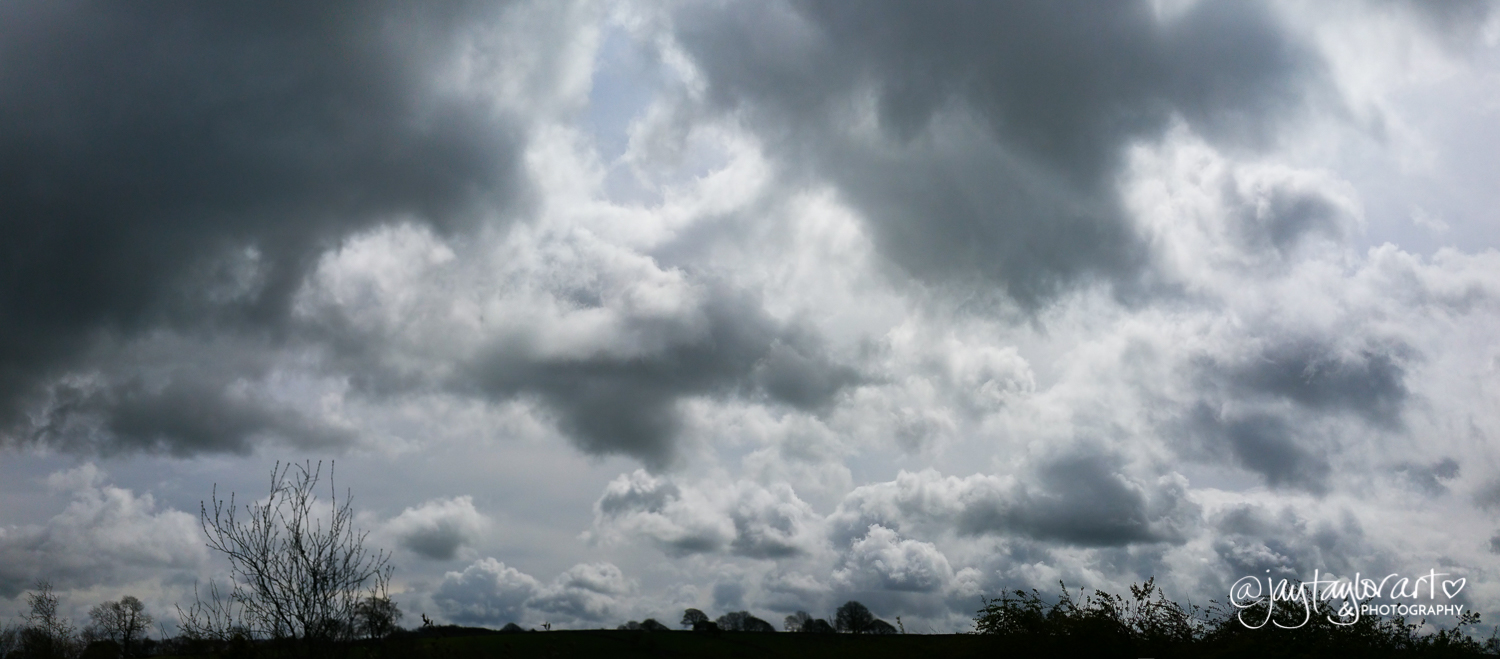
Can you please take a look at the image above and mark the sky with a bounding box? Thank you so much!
[2,0,1500,634]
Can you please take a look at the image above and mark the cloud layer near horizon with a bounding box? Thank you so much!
[3,0,1500,633]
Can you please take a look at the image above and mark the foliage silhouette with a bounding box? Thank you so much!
[715,611,775,632]
[680,609,708,629]
[835,601,874,634]
[974,578,1500,657]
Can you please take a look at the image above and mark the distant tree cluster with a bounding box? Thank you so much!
[0,581,159,659]
[675,602,897,635]
[4,462,404,659]
[616,619,670,631]
[974,578,1500,657]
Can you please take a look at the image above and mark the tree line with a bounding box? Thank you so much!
[665,601,898,634]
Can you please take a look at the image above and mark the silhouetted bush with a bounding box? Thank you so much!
[865,619,898,635]
[499,623,525,633]
[639,619,670,631]
[974,578,1500,657]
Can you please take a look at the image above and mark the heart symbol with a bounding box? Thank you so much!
[1443,578,1466,598]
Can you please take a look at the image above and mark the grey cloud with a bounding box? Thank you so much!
[590,470,821,558]
[465,288,858,468]
[672,0,1323,306]
[383,496,489,561]
[1396,458,1460,496]
[991,454,1199,547]
[529,563,634,623]
[1210,505,1376,580]
[25,369,352,457]
[828,457,1199,549]
[752,335,862,411]
[1175,336,1415,491]
[590,470,732,556]
[712,581,746,610]
[1207,340,1412,429]
[0,1,526,455]
[10,334,356,456]
[1226,179,1353,255]
[1184,405,1331,493]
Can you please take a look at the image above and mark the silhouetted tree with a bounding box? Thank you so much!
[680,609,708,629]
[866,619,898,634]
[835,601,875,634]
[784,611,812,632]
[20,581,81,659]
[354,595,402,640]
[178,461,392,654]
[87,596,152,657]
[639,619,670,631]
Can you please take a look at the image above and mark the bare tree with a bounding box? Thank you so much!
[87,596,152,657]
[20,581,80,659]
[178,461,392,652]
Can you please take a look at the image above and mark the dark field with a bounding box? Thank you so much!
[142,627,1500,659]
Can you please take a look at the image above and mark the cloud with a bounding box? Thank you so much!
[834,525,954,593]
[589,470,822,558]
[383,496,490,561]
[0,465,205,597]
[431,558,542,626]
[828,459,1199,549]
[433,558,633,627]
[670,0,1325,306]
[0,1,527,455]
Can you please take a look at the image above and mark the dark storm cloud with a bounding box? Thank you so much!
[30,371,353,457]
[590,470,820,558]
[1211,504,1374,579]
[828,454,1198,549]
[464,287,858,467]
[1178,338,1414,491]
[1396,458,1460,496]
[0,1,524,453]
[1228,183,1350,255]
[954,454,1197,547]
[1183,405,1331,493]
[1212,341,1412,429]
[672,0,1322,307]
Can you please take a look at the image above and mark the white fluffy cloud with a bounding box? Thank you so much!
[432,558,635,627]
[0,465,205,598]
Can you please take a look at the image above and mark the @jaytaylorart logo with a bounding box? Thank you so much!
[1229,570,1469,629]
